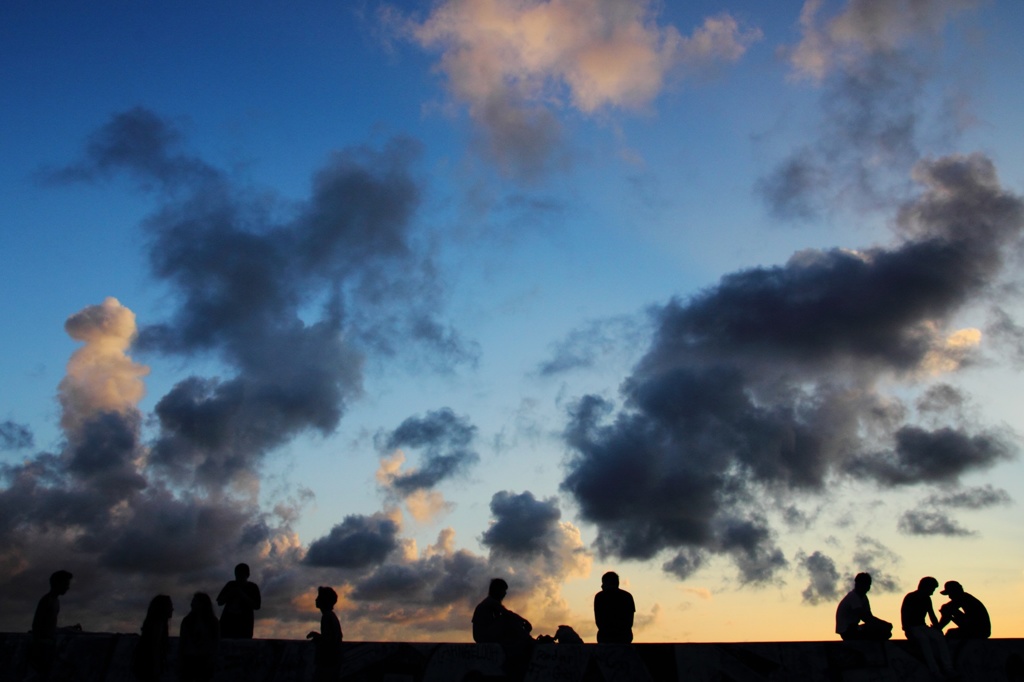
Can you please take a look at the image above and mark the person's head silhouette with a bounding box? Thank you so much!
[190,592,215,619]
[49,570,73,595]
[601,572,619,590]
[853,572,872,594]
[488,578,508,601]
[234,563,250,582]
[316,586,338,611]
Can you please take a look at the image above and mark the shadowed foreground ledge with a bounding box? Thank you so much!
[2,632,1024,681]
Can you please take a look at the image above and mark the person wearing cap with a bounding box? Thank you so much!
[937,581,990,639]
[835,572,893,641]
[901,576,955,679]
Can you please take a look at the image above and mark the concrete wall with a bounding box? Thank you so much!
[2,632,1023,681]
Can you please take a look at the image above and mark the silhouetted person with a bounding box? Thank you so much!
[937,580,990,639]
[30,569,78,678]
[835,572,892,641]
[472,578,532,644]
[306,586,343,682]
[901,576,955,680]
[178,592,220,682]
[131,595,173,682]
[594,571,635,643]
[217,562,261,638]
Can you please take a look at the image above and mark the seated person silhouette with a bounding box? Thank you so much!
[594,571,635,643]
[30,569,78,677]
[901,576,955,679]
[937,581,990,639]
[835,572,892,641]
[306,586,343,682]
[178,592,220,682]
[216,562,261,638]
[472,578,533,643]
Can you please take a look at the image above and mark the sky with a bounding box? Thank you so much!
[2,0,1024,644]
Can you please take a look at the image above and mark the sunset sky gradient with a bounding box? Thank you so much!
[2,0,1024,643]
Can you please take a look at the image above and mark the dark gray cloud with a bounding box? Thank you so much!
[897,484,1011,537]
[799,550,840,605]
[0,107,474,634]
[0,420,33,450]
[378,408,479,493]
[925,485,1012,509]
[305,513,401,569]
[48,108,475,491]
[562,153,1022,582]
[897,509,973,536]
[845,426,1013,486]
[41,107,218,190]
[915,383,966,416]
[350,547,487,606]
[480,490,561,557]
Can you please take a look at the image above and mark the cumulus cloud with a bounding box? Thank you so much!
[47,108,475,492]
[0,108,475,636]
[58,297,149,435]
[799,550,840,604]
[376,408,480,495]
[562,154,1022,583]
[481,490,562,557]
[305,512,402,569]
[330,491,590,641]
[408,0,759,177]
[0,299,304,635]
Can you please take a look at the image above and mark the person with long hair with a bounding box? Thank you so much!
[131,595,173,682]
[179,592,220,681]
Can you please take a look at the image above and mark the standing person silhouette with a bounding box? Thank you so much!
[835,572,892,641]
[594,571,635,643]
[306,586,343,682]
[216,562,261,638]
[30,570,77,678]
[178,592,220,682]
[131,595,173,682]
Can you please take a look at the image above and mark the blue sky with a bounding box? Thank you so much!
[2,0,1024,642]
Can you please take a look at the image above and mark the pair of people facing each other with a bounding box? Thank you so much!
[471,571,635,645]
[836,572,990,642]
